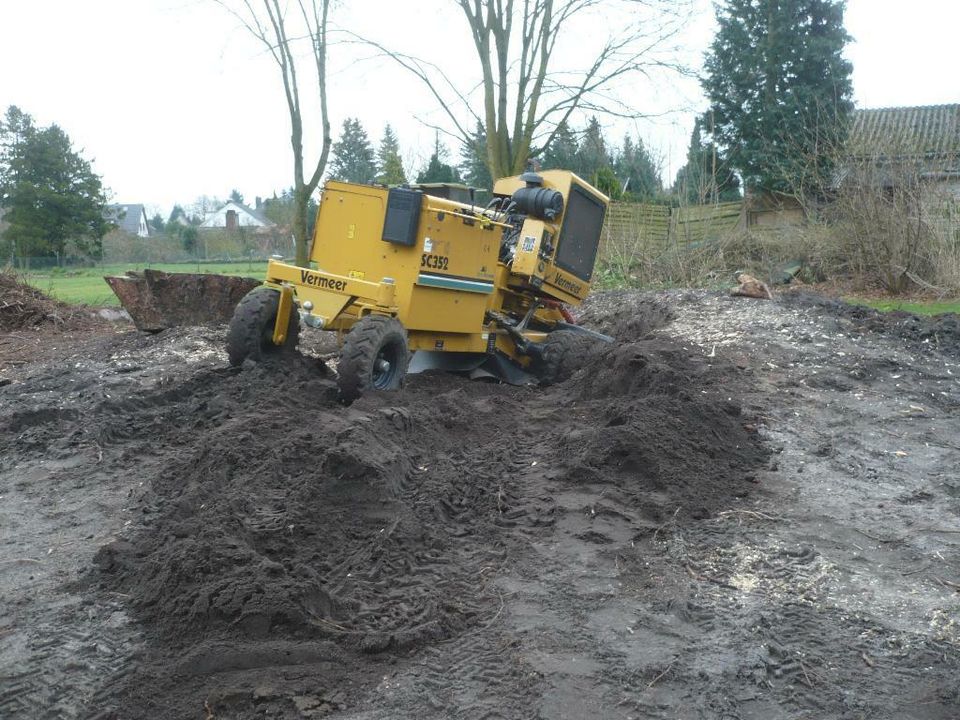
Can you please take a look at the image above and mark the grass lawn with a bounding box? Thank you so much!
[846,297,960,316]
[23,261,270,306]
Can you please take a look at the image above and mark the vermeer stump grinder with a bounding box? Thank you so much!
[226,169,612,401]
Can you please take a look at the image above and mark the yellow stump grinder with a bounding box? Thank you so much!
[226,169,612,401]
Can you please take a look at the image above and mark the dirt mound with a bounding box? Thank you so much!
[781,291,960,357]
[85,312,767,717]
[0,268,94,332]
[575,290,675,342]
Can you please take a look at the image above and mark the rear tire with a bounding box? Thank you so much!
[534,329,597,386]
[337,315,408,403]
[226,287,299,366]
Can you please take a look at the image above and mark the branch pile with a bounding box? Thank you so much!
[0,269,90,332]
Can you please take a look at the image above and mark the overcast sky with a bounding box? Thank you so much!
[0,0,957,217]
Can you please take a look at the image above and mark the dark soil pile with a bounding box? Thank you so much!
[0,268,93,331]
[575,290,675,342]
[86,311,767,718]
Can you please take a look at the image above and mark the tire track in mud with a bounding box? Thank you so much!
[21,292,955,719]
[0,331,238,720]
[70,301,769,719]
[638,291,960,720]
[86,372,532,718]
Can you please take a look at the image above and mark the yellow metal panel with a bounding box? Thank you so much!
[406,285,490,333]
[491,171,608,306]
[266,260,380,300]
[510,219,546,279]
[305,181,502,336]
[540,266,588,304]
[407,331,490,353]
[303,290,357,329]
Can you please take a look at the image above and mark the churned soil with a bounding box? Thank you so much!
[1,288,958,720]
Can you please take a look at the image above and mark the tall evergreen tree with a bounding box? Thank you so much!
[541,121,579,172]
[417,135,461,184]
[0,106,109,266]
[329,118,376,184]
[616,135,662,201]
[375,124,407,185]
[703,0,853,195]
[262,187,319,236]
[168,205,187,225]
[673,117,741,204]
[576,116,611,180]
[460,122,493,192]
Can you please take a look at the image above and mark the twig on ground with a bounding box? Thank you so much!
[933,576,960,591]
[482,591,506,629]
[917,528,960,535]
[716,509,785,522]
[314,617,351,632]
[646,659,677,689]
[852,528,904,544]
[652,506,682,543]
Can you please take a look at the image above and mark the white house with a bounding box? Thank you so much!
[107,204,150,237]
[200,201,275,230]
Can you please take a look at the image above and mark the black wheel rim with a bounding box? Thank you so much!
[372,341,401,389]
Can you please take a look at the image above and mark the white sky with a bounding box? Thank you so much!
[0,0,957,218]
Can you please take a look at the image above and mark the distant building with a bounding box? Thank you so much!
[200,200,275,230]
[745,104,960,229]
[106,204,150,238]
[842,104,960,199]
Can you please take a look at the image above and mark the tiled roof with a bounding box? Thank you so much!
[106,204,147,235]
[848,104,960,160]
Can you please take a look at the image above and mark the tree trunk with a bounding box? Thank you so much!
[293,187,310,266]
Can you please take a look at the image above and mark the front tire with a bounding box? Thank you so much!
[226,287,299,366]
[337,315,408,402]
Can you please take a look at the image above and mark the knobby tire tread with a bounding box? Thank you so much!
[536,330,597,386]
[226,288,299,366]
[338,315,407,403]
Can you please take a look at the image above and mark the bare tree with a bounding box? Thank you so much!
[362,0,688,180]
[216,0,332,266]
[829,140,959,294]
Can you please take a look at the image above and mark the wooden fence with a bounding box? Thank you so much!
[601,200,743,258]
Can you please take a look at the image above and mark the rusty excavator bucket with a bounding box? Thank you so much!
[105,269,260,332]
